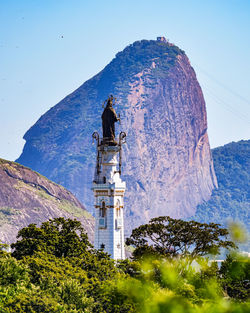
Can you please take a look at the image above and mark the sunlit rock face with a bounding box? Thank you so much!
[17,39,217,234]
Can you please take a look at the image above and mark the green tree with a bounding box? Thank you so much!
[3,217,249,312]
[11,217,91,259]
[8,218,134,312]
[126,216,236,261]
[10,217,120,287]
[0,254,29,287]
[220,252,250,301]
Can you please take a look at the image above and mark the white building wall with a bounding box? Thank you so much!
[113,196,125,259]
[93,146,126,260]
[93,191,125,259]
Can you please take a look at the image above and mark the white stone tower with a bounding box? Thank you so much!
[92,95,126,260]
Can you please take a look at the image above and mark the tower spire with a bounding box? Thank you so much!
[92,96,126,260]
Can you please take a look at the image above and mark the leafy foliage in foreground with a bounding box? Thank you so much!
[0,218,249,312]
[220,252,250,301]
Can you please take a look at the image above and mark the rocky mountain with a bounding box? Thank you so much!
[0,158,94,244]
[191,140,250,234]
[16,38,217,233]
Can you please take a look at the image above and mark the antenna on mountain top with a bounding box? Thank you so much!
[157,36,168,43]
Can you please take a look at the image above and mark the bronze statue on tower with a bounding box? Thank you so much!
[101,95,120,145]
[92,95,126,260]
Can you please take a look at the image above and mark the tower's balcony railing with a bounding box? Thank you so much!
[92,132,126,148]
[92,181,126,190]
[92,131,127,185]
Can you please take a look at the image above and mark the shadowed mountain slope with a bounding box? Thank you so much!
[192,140,250,234]
[16,39,217,233]
[0,158,94,244]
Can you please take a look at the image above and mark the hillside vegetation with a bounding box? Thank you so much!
[0,158,94,244]
[192,140,249,234]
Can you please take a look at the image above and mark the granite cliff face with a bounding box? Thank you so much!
[0,158,94,244]
[17,39,217,233]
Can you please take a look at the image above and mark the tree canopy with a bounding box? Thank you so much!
[0,217,249,312]
[126,216,236,261]
[11,217,91,259]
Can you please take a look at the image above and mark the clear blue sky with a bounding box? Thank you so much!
[1,0,249,161]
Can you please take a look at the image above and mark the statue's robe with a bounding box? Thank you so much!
[101,105,118,141]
